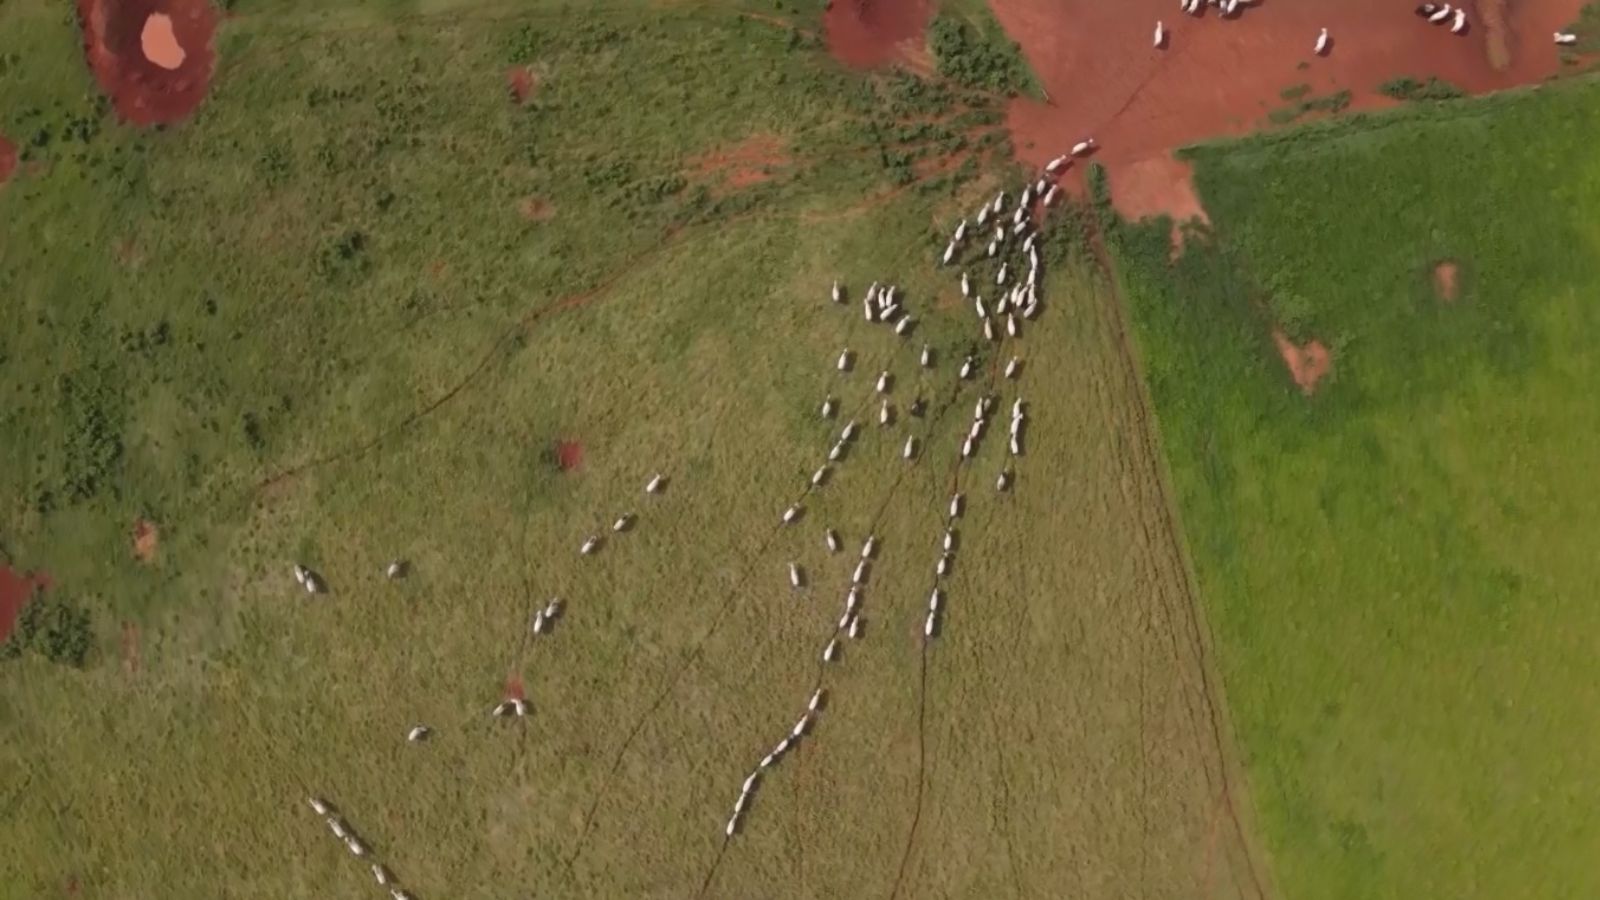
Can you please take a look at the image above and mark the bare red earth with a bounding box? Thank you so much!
[824,0,933,69]
[77,0,217,126]
[687,133,794,194]
[990,0,1585,222]
[506,65,538,104]
[554,439,584,472]
[1273,329,1332,395]
[0,134,16,186]
[0,566,50,644]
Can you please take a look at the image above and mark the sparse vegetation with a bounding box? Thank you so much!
[927,14,1038,97]
[1378,75,1465,102]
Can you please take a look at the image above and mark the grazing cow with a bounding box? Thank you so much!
[960,357,976,380]
[372,864,391,886]
[942,242,957,266]
[837,348,853,371]
[961,436,976,459]
[1044,185,1060,207]
[782,504,803,525]
[954,219,968,243]
[929,587,944,612]
[407,725,431,742]
[903,435,919,459]
[920,345,933,368]
[1072,138,1096,156]
[960,272,971,297]
[790,562,804,589]
[1007,314,1019,338]
[876,371,892,394]
[896,316,915,336]
[822,638,840,663]
[545,598,563,619]
[646,473,666,494]
[1154,20,1166,48]
[329,817,348,839]
[1005,357,1021,379]
[977,206,990,227]
[345,835,369,857]
[1428,4,1453,22]
[825,528,841,553]
[861,534,878,559]
[848,616,863,639]
[983,318,997,342]
[293,564,307,585]
[853,559,870,584]
[924,609,938,639]
[1045,155,1069,174]
[829,441,847,462]
[975,296,989,319]
[813,465,830,487]
[821,395,837,419]
[997,263,1008,286]
[385,560,405,579]
[309,797,331,816]
[943,529,957,551]
[949,492,964,519]
[831,280,843,303]
[879,399,893,426]
[997,468,1013,491]
[936,553,952,577]
[1314,27,1330,54]
[1451,8,1467,32]
[580,535,601,555]
[1556,31,1578,44]
[612,513,634,533]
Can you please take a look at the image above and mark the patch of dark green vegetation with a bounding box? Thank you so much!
[1378,76,1465,102]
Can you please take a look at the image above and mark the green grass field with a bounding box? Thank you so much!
[0,2,1263,897]
[1109,77,1600,900]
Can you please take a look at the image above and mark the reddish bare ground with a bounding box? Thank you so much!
[1434,260,1460,302]
[554,439,583,472]
[686,133,794,193]
[1113,153,1210,256]
[0,566,50,644]
[504,673,526,702]
[1273,329,1332,395]
[518,196,555,222]
[141,12,185,69]
[133,518,158,561]
[0,134,16,186]
[506,65,539,104]
[824,0,933,69]
[991,0,1585,223]
[78,0,217,126]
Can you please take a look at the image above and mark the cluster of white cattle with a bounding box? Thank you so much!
[725,686,828,836]
[1414,4,1469,34]
[1151,0,1545,56]
[305,796,414,900]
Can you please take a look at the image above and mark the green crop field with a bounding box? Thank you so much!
[1108,77,1600,900]
[0,2,1263,898]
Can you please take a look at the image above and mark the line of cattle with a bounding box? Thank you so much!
[1152,1,1587,51]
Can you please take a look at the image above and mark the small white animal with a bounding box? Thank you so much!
[928,587,944,612]
[809,688,826,712]
[942,242,957,266]
[1007,314,1019,338]
[975,296,989,319]
[876,371,892,394]
[895,316,915,336]
[822,638,840,663]
[329,818,348,839]
[646,473,666,494]
[848,616,863,639]
[954,220,968,242]
[1555,32,1578,44]
[842,420,859,441]
[829,441,846,462]
[879,399,893,426]
[1314,27,1330,55]
[345,835,368,857]
[792,713,813,737]
[960,357,976,380]
[983,318,997,342]
[961,436,976,459]
[385,560,405,579]
[943,529,956,551]
[1044,185,1060,207]
[997,263,1009,286]
[920,345,933,368]
[837,348,853,371]
[853,559,869,584]
[1072,138,1096,156]
[782,505,802,525]
[1450,8,1466,33]
[949,493,964,519]
[997,468,1013,492]
[1045,155,1069,174]
[308,797,331,816]
[861,534,877,559]
[580,536,601,555]
[612,513,633,532]
[407,725,432,742]
[1154,20,1166,48]
[831,280,843,303]
[1005,357,1021,379]
[936,553,952,577]
[1428,4,1452,23]
[821,395,837,419]
[812,465,830,487]
[544,598,563,619]
[789,562,804,589]
[903,436,919,460]
[293,564,307,585]
[924,610,938,639]
[825,528,841,553]
[372,864,391,886]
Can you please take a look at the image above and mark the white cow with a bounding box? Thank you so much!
[646,473,666,494]
[822,638,840,663]
[1005,357,1021,379]
[782,504,803,525]
[408,725,431,742]
[825,528,841,553]
[831,280,843,303]
[1154,20,1166,48]
[812,465,830,487]
[580,535,601,555]
[612,513,633,533]
[903,435,919,460]
[790,562,804,589]
[1072,138,1096,156]
[837,348,853,371]
[920,345,933,368]
[1314,27,1330,54]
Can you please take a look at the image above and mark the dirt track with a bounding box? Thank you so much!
[0,566,48,643]
[990,0,1585,220]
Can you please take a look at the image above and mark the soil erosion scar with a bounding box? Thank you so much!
[78,0,218,126]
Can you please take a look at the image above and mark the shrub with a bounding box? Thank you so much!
[1378,76,1465,102]
[927,17,1033,96]
[1,593,94,668]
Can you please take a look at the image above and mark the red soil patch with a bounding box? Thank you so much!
[1433,260,1460,302]
[133,518,158,562]
[554,439,584,472]
[504,673,526,702]
[0,134,16,186]
[1273,329,1332,395]
[506,65,539,104]
[77,0,218,126]
[0,566,50,644]
[687,133,794,194]
[824,0,933,69]
[518,196,555,222]
[990,0,1585,222]
[1111,153,1210,257]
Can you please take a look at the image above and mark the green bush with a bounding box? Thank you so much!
[2,593,94,668]
[927,17,1033,96]
[1378,76,1465,102]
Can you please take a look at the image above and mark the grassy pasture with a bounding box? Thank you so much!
[1109,78,1600,900]
[0,1,1260,898]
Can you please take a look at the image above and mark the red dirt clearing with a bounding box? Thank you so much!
[0,134,16,186]
[824,0,933,69]
[78,0,217,126]
[687,133,794,193]
[0,566,50,644]
[133,518,158,561]
[991,0,1585,223]
[1273,329,1332,395]
[1434,260,1460,302]
[1112,153,1210,256]
[554,439,584,472]
[506,65,539,104]
[518,196,555,222]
